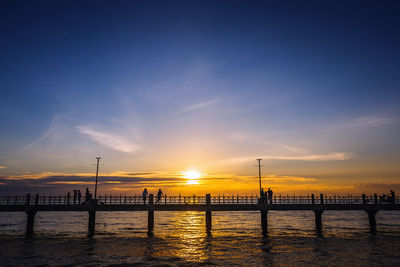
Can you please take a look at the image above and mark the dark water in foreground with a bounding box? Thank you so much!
[0,210,399,266]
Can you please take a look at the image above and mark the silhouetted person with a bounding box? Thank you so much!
[73,190,77,205]
[380,194,387,203]
[156,189,164,204]
[77,190,82,204]
[67,191,71,205]
[85,188,90,204]
[389,190,396,203]
[267,188,273,204]
[260,188,267,204]
[142,188,148,204]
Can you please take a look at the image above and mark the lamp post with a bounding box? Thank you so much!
[94,157,101,200]
[257,158,262,194]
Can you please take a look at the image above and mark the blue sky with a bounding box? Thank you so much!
[0,1,399,194]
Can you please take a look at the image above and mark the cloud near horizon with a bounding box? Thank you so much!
[1,170,398,196]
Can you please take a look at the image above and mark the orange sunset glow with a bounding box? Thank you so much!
[1,2,400,266]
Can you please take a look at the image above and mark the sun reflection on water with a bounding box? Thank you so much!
[169,211,210,262]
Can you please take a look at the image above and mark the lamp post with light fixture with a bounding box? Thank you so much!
[257,158,262,194]
[94,157,101,200]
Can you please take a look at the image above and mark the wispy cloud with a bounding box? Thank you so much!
[353,115,395,127]
[273,152,352,161]
[0,166,6,169]
[217,152,352,166]
[180,99,219,113]
[26,113,72,147]
[332,115,397,130]
[76,126,139,153]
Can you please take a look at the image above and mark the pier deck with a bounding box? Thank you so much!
[1,203,399,212]
[0,193,399,237]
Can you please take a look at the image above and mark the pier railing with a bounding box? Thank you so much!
[1,194,398,205]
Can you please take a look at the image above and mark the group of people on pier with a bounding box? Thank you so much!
[54,188,93,205]
[260,188,273,204]
[63,188,165,205]
[142,188,164,204]
[65,188,93,205]
[380,190,396,204]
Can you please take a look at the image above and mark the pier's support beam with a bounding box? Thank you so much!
[88,199,97,238]
[205,194,212,231]
[88,211,96,237]
[260,210,268,233]
[314,209,324,231]
[365,210,378,230]
[25,210,37,236]
[148,194,154,235]
[25,193,37,237]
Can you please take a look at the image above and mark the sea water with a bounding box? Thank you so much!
[0,210,399,266]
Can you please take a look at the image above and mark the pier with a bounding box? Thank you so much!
[0,193,399,237]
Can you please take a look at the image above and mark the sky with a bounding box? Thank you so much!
[1,0,400,196]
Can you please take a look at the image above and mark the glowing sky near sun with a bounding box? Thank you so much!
[0,1,400,195]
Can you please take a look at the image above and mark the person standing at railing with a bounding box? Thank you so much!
[85,188,91,204]
[267,188,273,204]
[390,190,396,204]
[78,190,82,204]
[67,191,71,205]
[73,190,77,205]
[260,188,267,204]
[155,189,164,204]
[142,188,148,204]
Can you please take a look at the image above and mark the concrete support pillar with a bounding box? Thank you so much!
[260,210,268,233]
[88,211,96,237]
[25,193,37,237]
[25,210,36,237]
[88,199,97,238]
[314,210,324,231]
[148,194,154,235]
[366,210,378,230]
[205,194,212,231]
[26,193,31,205]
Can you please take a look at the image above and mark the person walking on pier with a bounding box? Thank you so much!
[142,188,148,204]
[260,188,267,204]
[267,188,273,204]
[85,188,90,204]
[155,189,164,204]
[77,190,82,204]
[73,190,77,205]
[389,190,396,204]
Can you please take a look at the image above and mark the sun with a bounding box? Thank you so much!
[182,170,202,185]
[182,170,202,180]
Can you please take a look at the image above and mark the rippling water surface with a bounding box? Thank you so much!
[1,210,399,266]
